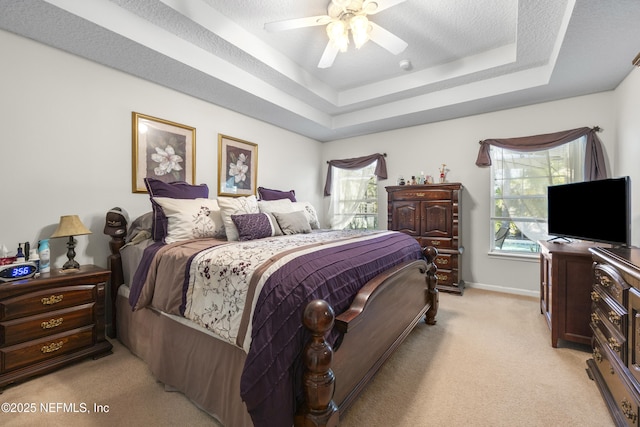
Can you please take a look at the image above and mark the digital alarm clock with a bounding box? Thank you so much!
[0,261,38,282]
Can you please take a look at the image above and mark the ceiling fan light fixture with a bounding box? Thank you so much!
[327,20,349,52]
[350,15,371,49]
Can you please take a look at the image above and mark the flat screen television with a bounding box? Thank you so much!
[547,176,631,246]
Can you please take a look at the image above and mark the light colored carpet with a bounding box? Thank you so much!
[1,288,613,426]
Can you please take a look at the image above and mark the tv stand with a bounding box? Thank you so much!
[539,240,595,347]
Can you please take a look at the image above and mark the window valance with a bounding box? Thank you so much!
[324,153,387,196]
[475,126,607,180]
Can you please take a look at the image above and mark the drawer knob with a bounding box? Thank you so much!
[621,399,637,423]
[41,318,63,329]
[591,312,600,323]
[431,241,441,246]
[590,291,600,303]
[608,311,621,326]
[436,258,449,265]
[608,337,621,353]
[41,341,64,354]
[41,294,64,305]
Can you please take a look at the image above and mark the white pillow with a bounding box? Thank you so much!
[218,195,260,241]
[257,199,296,215]
[152,197,225,243]
[292,201,321,229]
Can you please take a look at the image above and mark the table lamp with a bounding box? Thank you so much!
[50,215,92,271]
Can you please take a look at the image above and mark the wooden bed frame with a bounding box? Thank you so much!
[106,232,438,426]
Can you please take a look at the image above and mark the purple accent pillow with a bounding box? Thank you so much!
[144,178,209,241]
[258,186,296,202]
[231,213,281,241]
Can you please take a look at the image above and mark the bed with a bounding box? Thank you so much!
[105,181,439,427]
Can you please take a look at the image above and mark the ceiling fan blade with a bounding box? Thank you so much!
[369,22,408,55]
[363,0,407,15]
[264,15,332,32]
[318,42,340,68]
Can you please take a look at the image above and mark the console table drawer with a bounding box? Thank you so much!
[0,303,94,346]
[1,326,94,372]
[0,285,96,321]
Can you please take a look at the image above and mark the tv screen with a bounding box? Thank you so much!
[547,177,631,246]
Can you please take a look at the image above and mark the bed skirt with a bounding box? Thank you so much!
[116,288,253,427]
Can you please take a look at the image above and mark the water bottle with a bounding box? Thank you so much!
[39,239,50,273]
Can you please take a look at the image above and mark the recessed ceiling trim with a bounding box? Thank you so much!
[43,0,334,127]
[339,43,518,105]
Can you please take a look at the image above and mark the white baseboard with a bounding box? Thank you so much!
[464,281,538,299]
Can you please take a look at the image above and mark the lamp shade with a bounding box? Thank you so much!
[51,215,92,238]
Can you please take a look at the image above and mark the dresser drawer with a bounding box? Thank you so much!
[592,296,626,338]
[434,269,458,286]
[593,333,640,426]
[419,237,453,249]
[593,321,627,368]
[0,285,96,321]
[0,303,94,346]
[434,253,458,270]
[1,326,94,372]
[595,264,629,309]
[389,189,452,201]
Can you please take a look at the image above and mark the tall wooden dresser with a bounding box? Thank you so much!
[587,247,640,426]
[386,183,464,294]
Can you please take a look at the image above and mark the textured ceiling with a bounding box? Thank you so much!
[1,0,639,141]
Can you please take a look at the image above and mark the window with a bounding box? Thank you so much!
[490,136,586,254]
[328,161,378,230]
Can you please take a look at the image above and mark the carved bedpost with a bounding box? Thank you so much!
[295,299,340,427]
[423,246,439,325]
[104,207,128,338]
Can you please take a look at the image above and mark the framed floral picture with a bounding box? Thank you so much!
[218,134,258,197]
[132,112,196,193]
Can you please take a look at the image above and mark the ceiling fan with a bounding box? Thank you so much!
[264,0,408,68]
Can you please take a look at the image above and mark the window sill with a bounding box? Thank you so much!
[487,251,539,262]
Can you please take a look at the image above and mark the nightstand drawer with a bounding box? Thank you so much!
[433,253,458,270]
[0,303,94,346]
[0,285,96,321]
[1,326,94,372]
[435,269,458,286]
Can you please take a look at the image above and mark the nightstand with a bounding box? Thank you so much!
[0,265,112,389]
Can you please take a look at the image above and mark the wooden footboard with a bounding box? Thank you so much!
[296,246,438,427]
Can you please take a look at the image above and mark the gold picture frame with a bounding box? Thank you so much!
[217,134,258,197]
[132,112,196,193]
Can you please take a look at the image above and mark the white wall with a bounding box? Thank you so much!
[0,30,321,270]
[323,92,617,296]
[614,69,640,246]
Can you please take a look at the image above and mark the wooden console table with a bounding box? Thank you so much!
[539,240,596,347]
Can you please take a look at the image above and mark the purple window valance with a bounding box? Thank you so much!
[475,126,608,181]
[324,153,387,196]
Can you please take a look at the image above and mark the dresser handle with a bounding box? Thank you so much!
[415,193,425,197]
[41,341,64,353]
[621,399,637,423]
[608,311,621,326]
[608,337,621,353]
[600,275,612,288]
[436,274,447,282]
[430,241,441,246]
[590,291,600,303]
[591,312,600,323]
[436,258,449,265]
[593,347,602,363]
[41,318,63,329]
[41,295,63,305]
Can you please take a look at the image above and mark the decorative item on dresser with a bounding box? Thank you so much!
[539,240,596,347]
[586,246,640,426]
[386,183,464,294]
[0,265,112,390]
